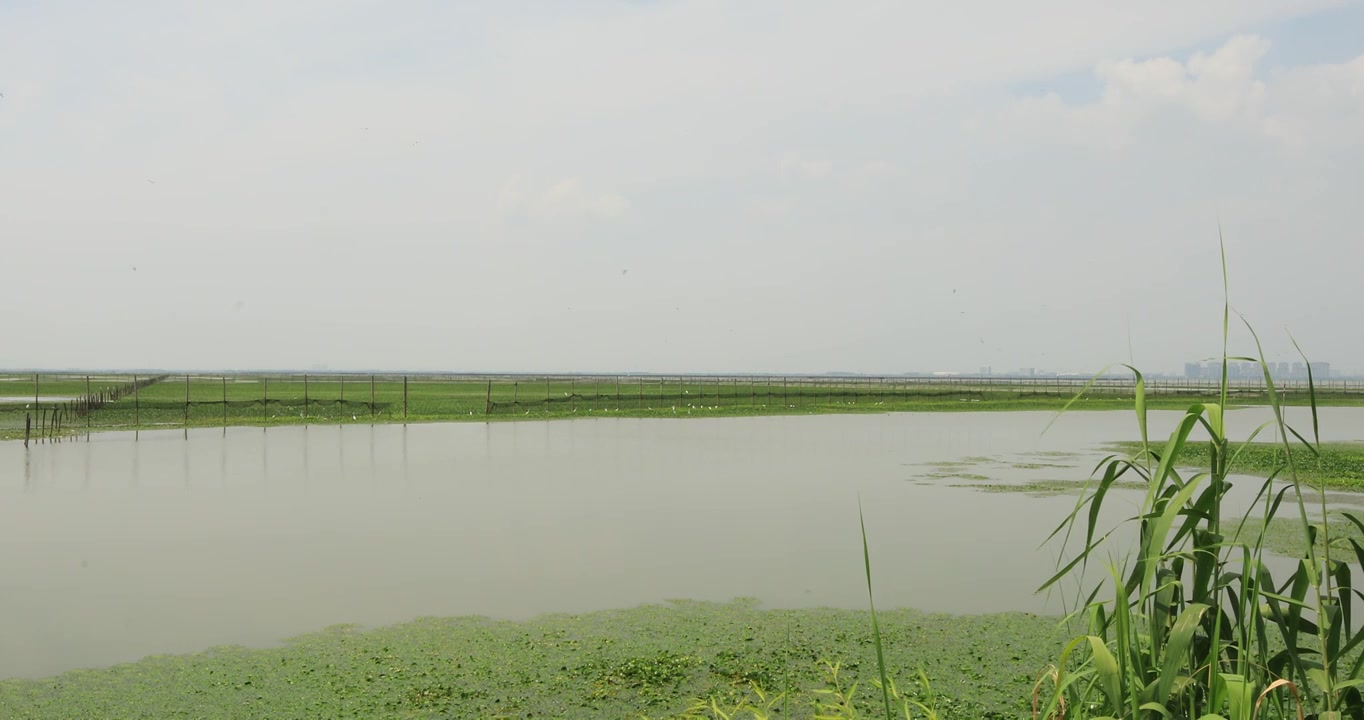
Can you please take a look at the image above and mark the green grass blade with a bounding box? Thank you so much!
[1290,333,1320,450]
[1158,603,1211,702]
[858,502,896,720]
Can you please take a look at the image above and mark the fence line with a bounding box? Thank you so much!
[7,372,1364,441]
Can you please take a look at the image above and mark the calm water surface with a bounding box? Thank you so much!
[2,407,1362,679]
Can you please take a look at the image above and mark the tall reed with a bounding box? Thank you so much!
[1035,243,1363,720]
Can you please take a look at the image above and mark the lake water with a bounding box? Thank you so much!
[1,407,1361,680]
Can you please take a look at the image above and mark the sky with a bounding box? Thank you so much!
[2,1,1362,375]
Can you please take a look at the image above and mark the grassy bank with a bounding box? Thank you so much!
[1109,439,1364,491]
[0,600,1066,720]
[3,371,1357,442]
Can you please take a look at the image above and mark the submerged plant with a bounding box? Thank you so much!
[1037,241,1363,719]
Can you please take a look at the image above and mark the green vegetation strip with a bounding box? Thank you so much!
[1110,440,1364,491]
[4,371,1359,441]
[0,600,1065,720]
[955,479,1148,497]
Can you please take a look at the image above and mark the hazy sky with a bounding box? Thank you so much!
[3,1,1361,375]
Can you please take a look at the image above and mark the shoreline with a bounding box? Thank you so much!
[4,393,1355,443]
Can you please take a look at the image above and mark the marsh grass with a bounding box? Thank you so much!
[1033,241,1364,720]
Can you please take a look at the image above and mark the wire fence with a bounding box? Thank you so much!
[3,372,1361,442]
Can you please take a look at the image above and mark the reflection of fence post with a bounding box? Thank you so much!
[403,376,408,423]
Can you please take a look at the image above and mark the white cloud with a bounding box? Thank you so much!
[992,35,1363,151]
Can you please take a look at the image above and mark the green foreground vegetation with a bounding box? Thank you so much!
[0,600,1065,720]
[3,372,1359,442]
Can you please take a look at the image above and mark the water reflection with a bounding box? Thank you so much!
[0,407,1361,681]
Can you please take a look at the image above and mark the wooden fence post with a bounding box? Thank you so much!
[304,374,309,421]
[263,376,269,427]
[184,374,190,435]
[24,413,30,448]
[403,376,408,423]
[484,380,492,416]
[86,375,91,430]
[223,376,228,428]
[371,375,376,418]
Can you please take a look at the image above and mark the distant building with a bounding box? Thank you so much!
[1312,362,1331,379]
[1185,363,1202,379]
